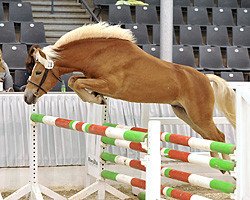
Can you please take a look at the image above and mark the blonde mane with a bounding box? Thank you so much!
[42,23,136,60]
[54,22,136,48]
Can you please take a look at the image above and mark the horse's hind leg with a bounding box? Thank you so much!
[172,105,205,135]
[68,76,107,104]
[172,104,230,159]
[181,101,225,142]
[172,105,224,143]
[180,100,233,166]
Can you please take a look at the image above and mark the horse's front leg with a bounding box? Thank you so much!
[68,75,108,105]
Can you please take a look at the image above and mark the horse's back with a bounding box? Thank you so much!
[109,44,212,104]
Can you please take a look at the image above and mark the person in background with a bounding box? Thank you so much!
[0,49,14,92]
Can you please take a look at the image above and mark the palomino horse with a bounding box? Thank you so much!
[24,23,235,161]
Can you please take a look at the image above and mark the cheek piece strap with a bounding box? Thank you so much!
[27,51,62,96]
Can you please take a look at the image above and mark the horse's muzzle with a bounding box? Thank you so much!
[24,91,37,105]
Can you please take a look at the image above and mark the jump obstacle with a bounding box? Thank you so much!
[104,123,236,155]
[30,113,237,200]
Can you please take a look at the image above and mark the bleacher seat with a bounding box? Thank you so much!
[217,0,238,8]
[173,0,191,7]
[0,3,4,21]
[227,46,250,71]
[0,0,22,4]
[237,8,250,26]
[2,43,27,70]
[93,0,117,6]
[187,6,210,25]
[173,45,200,69]
[144,0,160,6]
[232,26,250,47]
[221,72,244,81]
[212,7,235,26]
[9,2,33,23]
[37,43,49,48]
[153,24,177,45]
[199,46,230,71]
[1,0,22,2]
[152,24,160,44]
[14,69,29,88]
[193,0,214,8]
[173,6,184,25]
[202,71,214,74]
[142,44,160,58]
[173,32,177,45]
[20,22,46,44]
[108,5,133,24]
[93,0,117,17]
[51,73,73,92]
[241,0,250,8]
[179,25,203,46]
[206,25,229,46]
[0,21,16,43]
[135,5,158,25]
[125,24,150,45]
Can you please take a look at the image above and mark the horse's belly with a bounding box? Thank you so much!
[113,83,180,104]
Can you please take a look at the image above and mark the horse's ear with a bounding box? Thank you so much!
[26,44,40,74]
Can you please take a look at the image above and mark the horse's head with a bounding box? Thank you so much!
[24,45,62,105]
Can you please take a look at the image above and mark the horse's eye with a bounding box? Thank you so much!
[35,71,42,75]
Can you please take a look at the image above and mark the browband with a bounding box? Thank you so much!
[35,51,54,69]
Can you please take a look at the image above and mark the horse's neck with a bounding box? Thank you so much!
[55,40,104,76]
[56,39,134,76]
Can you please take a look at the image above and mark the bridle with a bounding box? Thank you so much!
[28,51,62,95]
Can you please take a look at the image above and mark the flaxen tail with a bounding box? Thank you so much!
[206,74,236,128]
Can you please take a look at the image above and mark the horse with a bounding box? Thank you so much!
[24,23,235,161]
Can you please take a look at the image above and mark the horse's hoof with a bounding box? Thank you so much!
[96,95,106,105]
[100,99,106,105]
[91,91,100,96]
[68,76,79,87]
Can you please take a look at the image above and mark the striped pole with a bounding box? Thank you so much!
[161,167,235,194]
[104,123,235,155]
[161,148,235,172]
[101,170,212,200]
[101,136,147,152]
[138,188,211,200]
[101,152,146,171]
[101,170,146,189]
[30,114,147,143]
[101,137,235,172]
[101,152,235,194]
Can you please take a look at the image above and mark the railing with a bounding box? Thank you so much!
[51,0,54,14]
[50,0,99,23]
[80,0,100,22]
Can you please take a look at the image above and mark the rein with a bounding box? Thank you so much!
[28,51,62,95]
